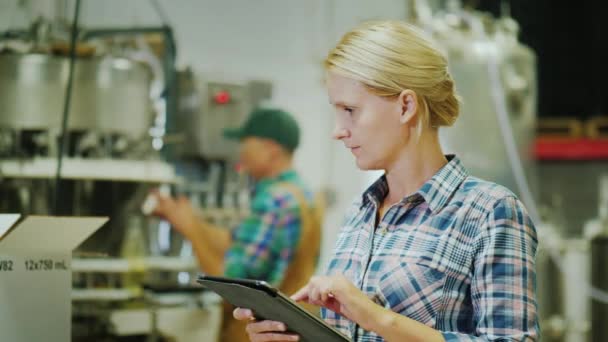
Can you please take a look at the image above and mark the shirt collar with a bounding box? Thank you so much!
[254,169,298,191]
[362,175,389,208]
[361,155,468,213]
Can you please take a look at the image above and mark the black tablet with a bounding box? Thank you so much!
[196,275,351,342]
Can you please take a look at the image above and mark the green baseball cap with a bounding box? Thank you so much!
[223,108,300,152]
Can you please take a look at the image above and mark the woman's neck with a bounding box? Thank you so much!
[383,131,447,204]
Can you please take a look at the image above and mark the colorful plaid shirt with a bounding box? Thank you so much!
[224,170,311,286]
[321,156,539,341]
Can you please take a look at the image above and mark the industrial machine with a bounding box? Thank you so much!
[0,4,270,340]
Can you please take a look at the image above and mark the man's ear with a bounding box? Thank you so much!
[397,89,419,125]
[264,139,282,156]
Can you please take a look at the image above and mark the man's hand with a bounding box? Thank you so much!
[149,191,200,240]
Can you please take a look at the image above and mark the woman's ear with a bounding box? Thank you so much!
[398,89,418,125]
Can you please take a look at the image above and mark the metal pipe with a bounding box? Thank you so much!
[562,239,592,342]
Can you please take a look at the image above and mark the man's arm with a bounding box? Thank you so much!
[183,220,231,276]
[151,190,298,282]
[151,194,231,275]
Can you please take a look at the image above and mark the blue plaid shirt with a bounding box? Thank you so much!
[321,156,539,341]
[224,170,311,286]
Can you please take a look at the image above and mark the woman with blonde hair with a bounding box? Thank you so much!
[234,20,539,341]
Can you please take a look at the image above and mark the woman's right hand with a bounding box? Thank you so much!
[233,308,300,342]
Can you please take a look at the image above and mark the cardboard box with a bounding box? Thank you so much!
[0,215,107,342]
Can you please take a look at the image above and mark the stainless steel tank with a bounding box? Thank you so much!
[433,11,538,199]
[0,53,152,139]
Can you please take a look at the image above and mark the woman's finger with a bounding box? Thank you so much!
[290,283,310,302]
[246,320,286,334]
[309,283,321,303]
[233,307,254,321]
[250,332,300,342]
[320,285,331,303]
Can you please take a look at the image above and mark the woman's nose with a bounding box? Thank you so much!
[332,126,350,140]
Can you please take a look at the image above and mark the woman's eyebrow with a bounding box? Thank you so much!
[331,101,356,107]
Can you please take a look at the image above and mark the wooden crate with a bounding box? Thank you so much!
[537,117,584,138]
[586,116,608,139]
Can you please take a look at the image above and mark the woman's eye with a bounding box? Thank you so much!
[344,107,354,114]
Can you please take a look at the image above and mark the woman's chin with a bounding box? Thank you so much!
[354,158,374,171]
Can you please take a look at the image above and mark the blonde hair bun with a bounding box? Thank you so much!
[325,20,460,128]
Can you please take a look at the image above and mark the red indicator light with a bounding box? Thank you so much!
[214,91,231,104]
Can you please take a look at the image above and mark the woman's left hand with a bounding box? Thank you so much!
[291,274,384,331]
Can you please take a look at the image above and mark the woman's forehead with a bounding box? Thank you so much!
[326,72,362,88]
[327,73,368,103]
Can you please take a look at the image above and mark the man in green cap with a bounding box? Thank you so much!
[150,108,319,291]
[152,108,321,340]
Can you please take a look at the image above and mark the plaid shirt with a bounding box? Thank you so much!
[322,156,539,341]
[224,170,310,286]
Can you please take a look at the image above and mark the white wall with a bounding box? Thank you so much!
[1,0,408,267]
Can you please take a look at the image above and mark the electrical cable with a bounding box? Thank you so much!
[53,0,82,215]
